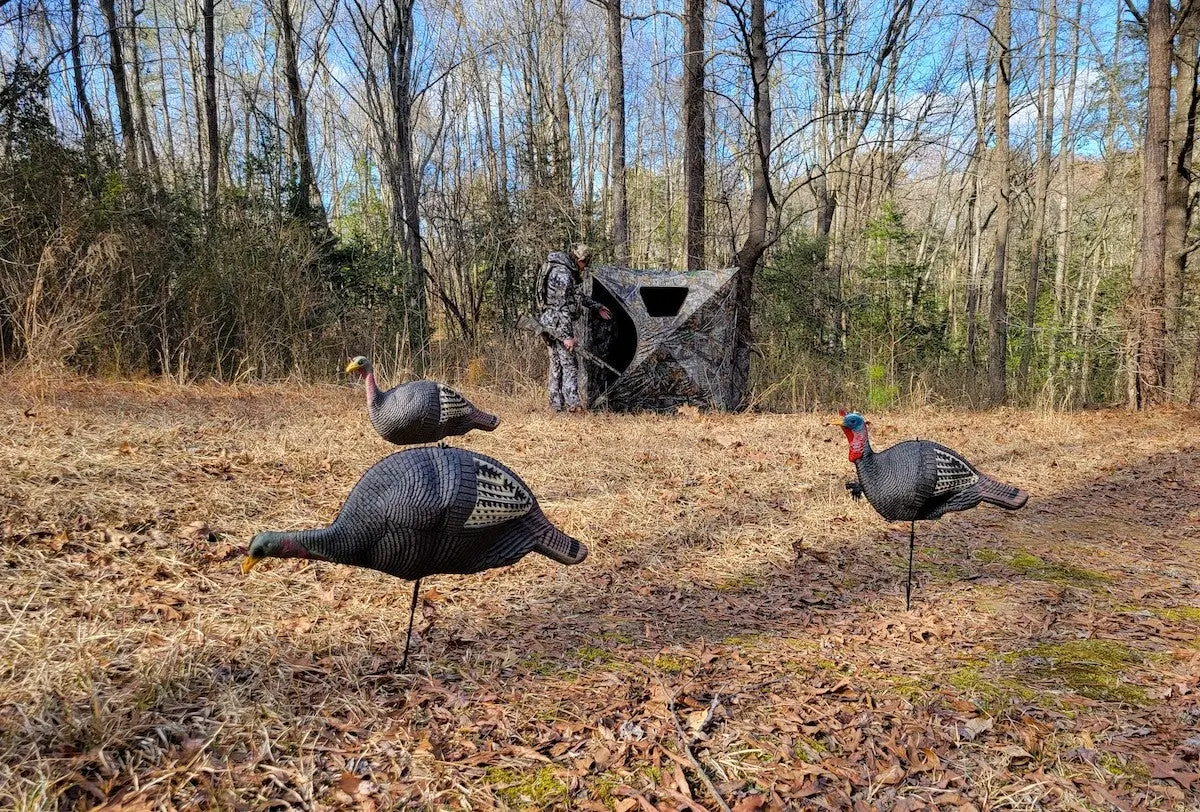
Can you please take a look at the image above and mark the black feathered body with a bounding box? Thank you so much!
[266,447,585,579]
[853,439,1028,522]
[368,377,500,446]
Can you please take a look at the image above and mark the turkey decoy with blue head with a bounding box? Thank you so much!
[345,355,500,446]
[831,410,1028,609]
[243,446,587,667]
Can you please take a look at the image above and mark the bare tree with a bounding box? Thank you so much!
[1129,0,1172,408]
[683,0,705,270]
[345,0,429,366]
[1018,0,1057,391]
[203,0,219,219]
[1163,10,1198,396]
[275,0,330,234]
[603,0,629,265]
[68,0,95,141]
[729,0,771,409]
[988,0,1012,404]
[99,0,138,169]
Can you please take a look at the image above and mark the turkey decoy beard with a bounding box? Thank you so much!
[830,411,1028,610]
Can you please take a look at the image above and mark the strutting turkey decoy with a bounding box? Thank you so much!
[345,355,500,446]
[242,446,587,667]
[831,411,1028,609]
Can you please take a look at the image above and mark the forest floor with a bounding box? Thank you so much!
[0,375,1198,811]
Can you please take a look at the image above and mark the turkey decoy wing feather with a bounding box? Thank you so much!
[437,384,473,422]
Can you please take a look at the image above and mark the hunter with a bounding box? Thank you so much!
[537,244,612,412]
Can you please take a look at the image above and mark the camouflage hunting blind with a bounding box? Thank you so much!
[580,266,739,412]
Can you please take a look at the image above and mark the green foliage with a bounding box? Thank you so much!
[0,62,57,160]
[844,201,948,405]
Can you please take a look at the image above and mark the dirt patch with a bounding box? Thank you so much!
[1,376,1198,809]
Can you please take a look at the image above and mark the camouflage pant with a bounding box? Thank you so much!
[547,340,581,411]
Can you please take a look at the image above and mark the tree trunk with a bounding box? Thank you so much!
[1018,0,1056,392]
[99,0,139,170]
[987,0,1012,405]
[1163,11,1199,398]
[1130,0,1172,408]
[606,0,629,266]
[731,0,771,410]
[128,4,163,188]
[69,0,96,141]
[682,0,705,270]
[203,0,219,222]
[277,0,330,234]
[553,0,572,206]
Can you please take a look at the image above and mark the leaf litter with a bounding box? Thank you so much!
[0,375,1197,809]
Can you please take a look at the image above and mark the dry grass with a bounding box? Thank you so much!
[1,374,1198,810]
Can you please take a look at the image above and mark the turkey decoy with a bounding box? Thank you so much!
[243,446,586,667]
[831,411,1028,609]
[345,355,500,446]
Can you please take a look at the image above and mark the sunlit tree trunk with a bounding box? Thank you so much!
[99,0,138,170]
[1163,11,1199,398]
[1019,0,1056,392]
[987,0,1011,404]
[202,0,219,221]
[731,0,771,409]
[683,0,705,270]
[605,0,629,266]
[1129,0,1172,408]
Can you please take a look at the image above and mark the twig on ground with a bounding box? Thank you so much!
[659,677,731,812]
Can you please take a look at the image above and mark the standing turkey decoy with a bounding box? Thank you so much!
[345,355,500,446]
[831,411,1028,609]
[242,446,587,667]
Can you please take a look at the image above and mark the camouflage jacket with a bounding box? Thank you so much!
[537,252,603,342]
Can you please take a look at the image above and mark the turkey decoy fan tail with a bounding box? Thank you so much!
[977,475,1028,510]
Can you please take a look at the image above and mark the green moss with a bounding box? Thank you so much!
[916,558,963,581]
[1098,751,1150,779]
[947,664,1037,710]
[794,736,828,760]
[1020,639,1146,704]
[813,657,845,672]
[1155,606,1200,623]
[889,676,933,703]
[1008,550,1109,586]
[649,653,693,675]
[716,574,759,591]
[575,645,612,666]
[974,548,1003,564]
[521,653,565,677]
[587,772,620,806]
[484,766,569,807]
[637,765,663,785]
[599,630,634,645]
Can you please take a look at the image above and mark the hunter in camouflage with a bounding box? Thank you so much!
[537,244,611,412]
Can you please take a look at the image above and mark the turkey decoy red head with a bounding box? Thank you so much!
[830,410,869,461]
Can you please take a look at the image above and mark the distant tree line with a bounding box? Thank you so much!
[0,0,1197,409]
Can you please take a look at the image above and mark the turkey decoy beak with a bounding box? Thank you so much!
[241,555,264,575]
[344,360,362,374]
[827,418,844,426]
